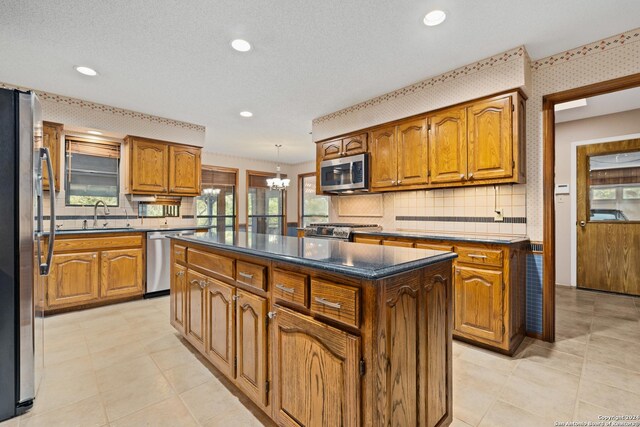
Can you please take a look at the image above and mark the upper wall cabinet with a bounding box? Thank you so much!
[314,89,526,193]
[318,133,367,161]
[125,136,201,196]
[42,121,63,191]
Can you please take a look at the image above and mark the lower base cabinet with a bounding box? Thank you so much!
[100,248,144,298]
[170,264,187,330]
[48,252,100,308]
[186,269,207,352]
[204,277,235,379]
[272,306,361,427]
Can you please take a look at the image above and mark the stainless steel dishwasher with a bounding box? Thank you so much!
[146,230,195,297]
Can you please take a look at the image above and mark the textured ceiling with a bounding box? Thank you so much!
[1,0,640,163]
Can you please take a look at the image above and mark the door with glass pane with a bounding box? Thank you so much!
[577,139,640,296]
[247,171,286,235]
[196,166,237,232]
[299,174,329,227]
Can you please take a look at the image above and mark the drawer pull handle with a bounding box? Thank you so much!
[276,284,295,294]
[190,279,200,286]
[314,297,341,310]
[468,254,488,259]
[239,272,254,280]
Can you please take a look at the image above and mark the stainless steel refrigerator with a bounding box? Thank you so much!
[0,88,56,420]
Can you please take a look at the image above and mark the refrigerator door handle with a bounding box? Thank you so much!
[39,147,55,275]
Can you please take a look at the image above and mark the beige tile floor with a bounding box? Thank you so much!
[1,285,638,426]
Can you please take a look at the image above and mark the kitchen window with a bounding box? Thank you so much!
[138,201,180,218]
[196,166,238,231]
[247,170,286,235]
[65,137,120,206]
[299,173,329,227]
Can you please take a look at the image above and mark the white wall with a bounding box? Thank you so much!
[554,108,640,285]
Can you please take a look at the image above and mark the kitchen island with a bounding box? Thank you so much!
[170,231,456,427]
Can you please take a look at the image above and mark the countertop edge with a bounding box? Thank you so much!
[171,235,458,280]
[42,225,213,236]
[352,230,530,245]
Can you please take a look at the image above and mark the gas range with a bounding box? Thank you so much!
[303,223,381,241]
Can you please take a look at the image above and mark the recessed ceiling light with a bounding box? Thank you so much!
[87,130,103,135]
[231,39,252,52]
[554,98,588,112]
[74,66,98,76]
[240,111,253,117]
[423,10,446,26]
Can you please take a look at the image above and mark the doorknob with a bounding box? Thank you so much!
[579,220,586,227]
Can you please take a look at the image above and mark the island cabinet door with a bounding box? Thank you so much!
[170,263,187,332]
[204,277,236,379]
[272,306,361,427]
[235,289,268,408]
[168,145,201,195]
[100,248,144,298]
[454,265,504,343]
[377,271,451,427]
[47,252,100,308]
[186,269,207,352]
[466,96,513,181]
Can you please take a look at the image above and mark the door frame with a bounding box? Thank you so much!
[542,73,640,342]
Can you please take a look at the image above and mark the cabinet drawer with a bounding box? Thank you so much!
[188,248,235,280]
[174,244,186,263]
[54,235,143,252]
[353,236,381,245]
[382,240,414,248]
[310,279,360,328]
[273,269,307,307]
[455,246,503,267]
[236,261,267,291]
[415,242,454,252]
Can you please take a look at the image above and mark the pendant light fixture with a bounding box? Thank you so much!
[267,144,290,191]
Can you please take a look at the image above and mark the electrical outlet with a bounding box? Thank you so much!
[494,210,504,222]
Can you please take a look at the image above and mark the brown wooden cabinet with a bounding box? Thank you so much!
[467,96,513,181]
[169,145,201,195]
[397,118,429,186]
[100,248,143,298]
[315,89,526,192]
[126,136,201,196]
[171,263,187,331]
[272,306,361,427]
[204,277,236,379]
[235,289,268,407]
[47,252,100,308]
[42,121,62,191]
[129,137,169,194]
[318,133,367,162]
[428,107,467,184]
[454,265,504,343]
[45,233,145,313]
[186,269,207,352]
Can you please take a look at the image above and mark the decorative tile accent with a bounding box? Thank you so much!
[396,216,526,223]
[526,253,544,335]
[313,46,527,126]
[0,81,205,132]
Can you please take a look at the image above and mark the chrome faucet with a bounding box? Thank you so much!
[124,208,131,228]
[93,200,110,228]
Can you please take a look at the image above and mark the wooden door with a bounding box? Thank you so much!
[577,139,640,296]
[42,121,62,191]
[169,145,201,195]
[428,108,467,183]
[319,138,343,160]
[100,249,144,298]
[272,306,360,427]
[204,277,236,379]
[454,265,504,343]
[397,118,429,186]
[342,133,367,156]
[370,126,398,188]
[467,96,513,180]
[186,269,207,351]
[171,263,187,331]
[130,138,169,193]
[47,252,99,308]
[235,289,268,407]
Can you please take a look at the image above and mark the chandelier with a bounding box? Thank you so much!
[266,144,290,191]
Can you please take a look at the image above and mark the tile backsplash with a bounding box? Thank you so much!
[330,183,527,235]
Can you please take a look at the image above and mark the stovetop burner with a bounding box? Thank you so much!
[304,223,382,240]
[308,223,380,228]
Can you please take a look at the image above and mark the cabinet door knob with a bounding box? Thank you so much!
[93,254,97,258]
[232,295,240,301]
[267,311,277,319]
[176,271,184,277]
[397,180,402,185]
[460,174,465,179]
[468,172,474,179]
[391,180,396,185]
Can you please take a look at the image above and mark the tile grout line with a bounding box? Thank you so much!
[571,311,594,420]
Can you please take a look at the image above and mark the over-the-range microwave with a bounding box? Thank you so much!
[319,153,369,193]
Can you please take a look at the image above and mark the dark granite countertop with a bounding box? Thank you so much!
[43,225,212,236]
[353,229,529,245]
[172,231,457,280]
